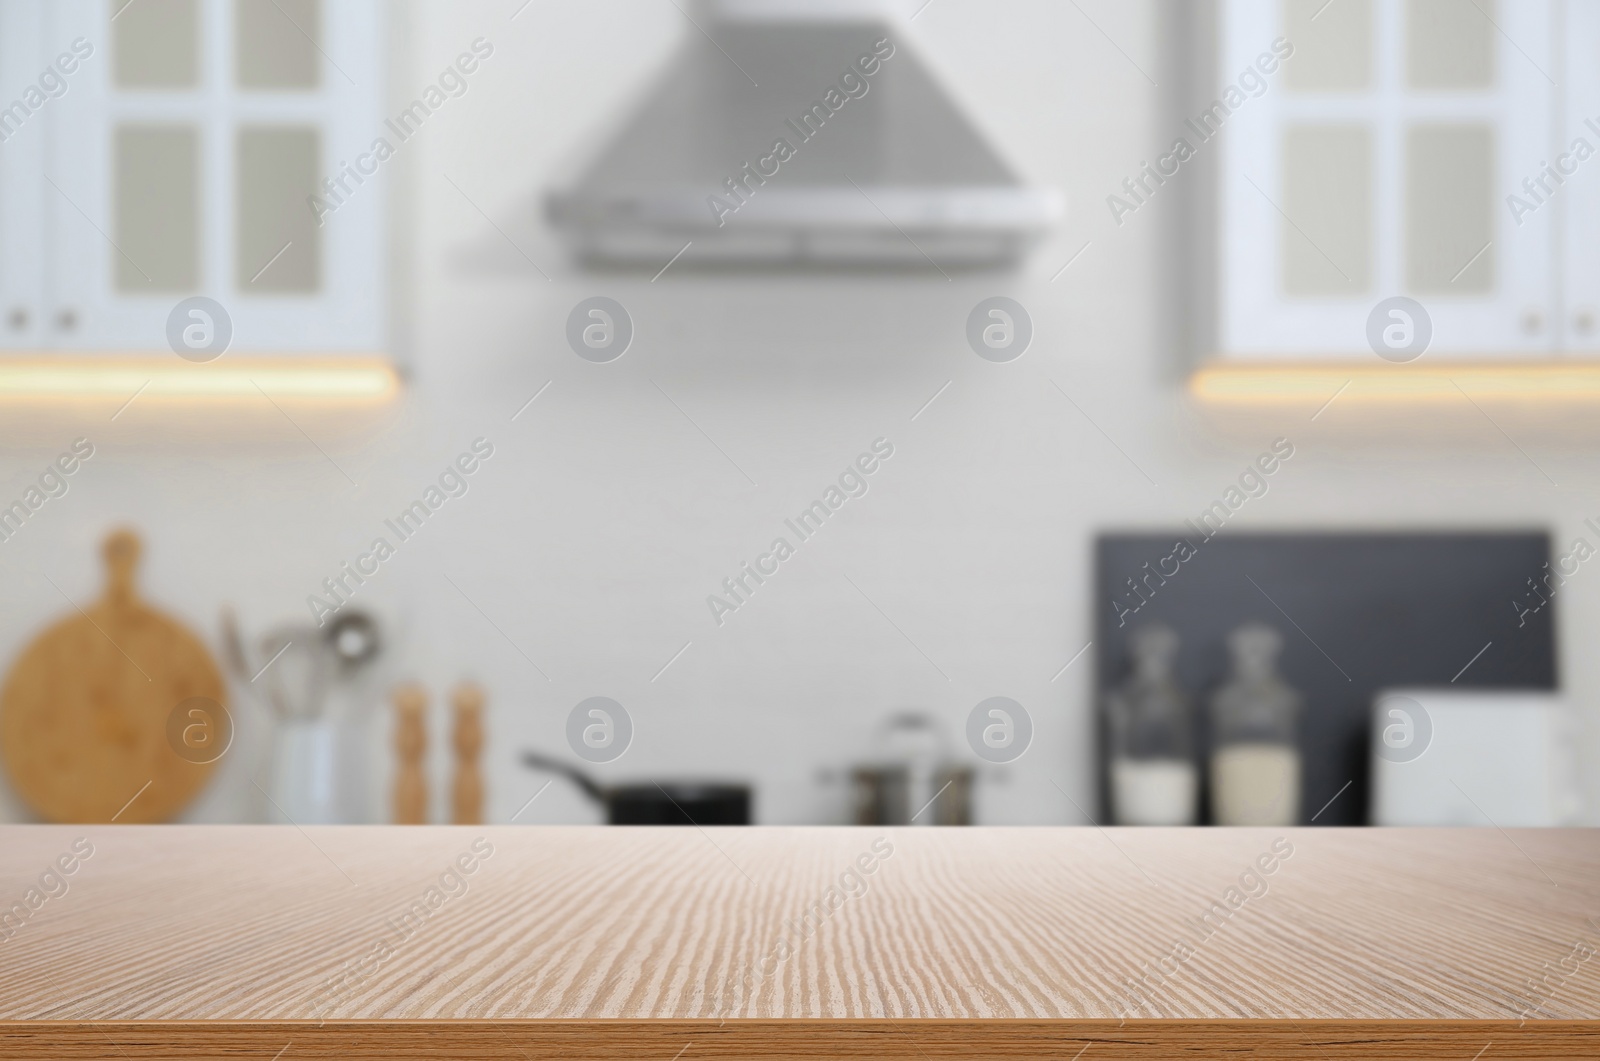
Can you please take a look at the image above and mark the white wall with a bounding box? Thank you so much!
[0,0,1594,826]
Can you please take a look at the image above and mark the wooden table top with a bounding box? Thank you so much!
[1,825,1596,1059]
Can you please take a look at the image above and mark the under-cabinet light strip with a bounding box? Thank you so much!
[1191,362,1600,404]
[0,357,400,403]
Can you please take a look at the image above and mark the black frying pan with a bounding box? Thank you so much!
[521,752,750,825]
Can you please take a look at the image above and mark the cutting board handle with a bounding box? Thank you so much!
[103,528,142,608]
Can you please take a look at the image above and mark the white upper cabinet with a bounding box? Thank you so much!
[1218,0,1594,359]
[0,0,385,352]
[0,1,47,347]
[1563,0,1600,351]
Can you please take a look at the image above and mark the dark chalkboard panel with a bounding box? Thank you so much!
[1093,532,1557,825]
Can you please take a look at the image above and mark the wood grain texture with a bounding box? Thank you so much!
[450,683,485,825]
[0,826,1596,1059]
[391,685,427,824]
[0,530,227,824]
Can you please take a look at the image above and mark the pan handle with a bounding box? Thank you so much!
[521,751,608,803]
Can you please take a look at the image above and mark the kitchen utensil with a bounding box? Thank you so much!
[1370,688,1581,826]
[451,683,485,824]
[0,528,227,823]
[393,684,428,824]
[850,765,908,824]
[226,610,384,824]
[252,625,344,824]
[851,763,972,825]
[848,711,973,825]
[321,609,383,823]
[325,610,381,671]
[521,751,750,824]
[254,625,328,722]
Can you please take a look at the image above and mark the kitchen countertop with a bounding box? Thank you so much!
[1,825,1596,1059]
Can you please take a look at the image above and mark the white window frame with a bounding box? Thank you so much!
[1218,0,1563,360]
[3,0,386,353]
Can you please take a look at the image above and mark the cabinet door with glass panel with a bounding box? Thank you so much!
[17,0,384,352]
[0,1,49,349]
[1217,0,1595,359]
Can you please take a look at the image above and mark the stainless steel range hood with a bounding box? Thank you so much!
[546,0,1060,269]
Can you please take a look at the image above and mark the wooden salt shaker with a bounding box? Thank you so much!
[450,683,485,825]
[392,684,428,824]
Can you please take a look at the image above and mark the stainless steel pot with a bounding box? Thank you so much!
[851,763,973,825]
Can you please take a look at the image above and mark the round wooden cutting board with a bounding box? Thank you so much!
[0,529,229,823]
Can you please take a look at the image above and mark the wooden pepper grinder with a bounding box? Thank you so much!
[392,684,428,824]
[451,683,485,825]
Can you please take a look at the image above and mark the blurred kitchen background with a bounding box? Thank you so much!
[0,0,1595,828]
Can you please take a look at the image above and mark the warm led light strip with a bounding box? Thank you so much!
[1191,361,1600,404]
[0,356,400,404]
